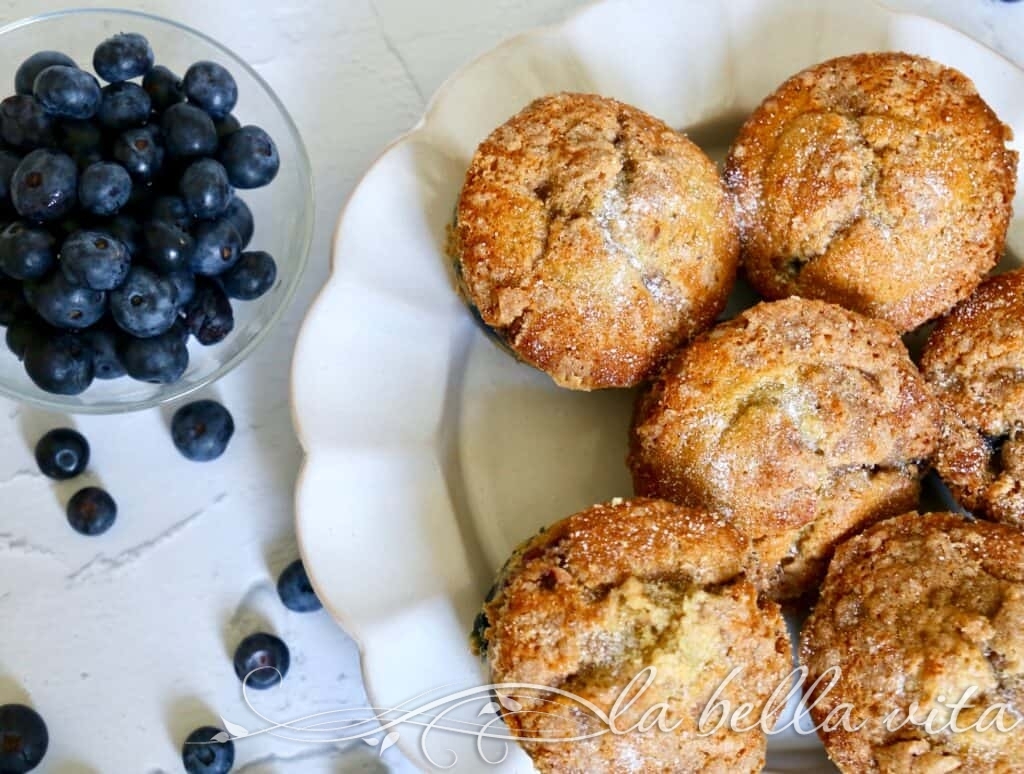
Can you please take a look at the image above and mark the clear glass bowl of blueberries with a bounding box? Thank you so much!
[0,8,313,413]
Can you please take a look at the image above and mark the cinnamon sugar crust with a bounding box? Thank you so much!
[475,498,791,773]
[454,92,739,390]
[922,269,1024,527]
[629,298,940,599]
[801,512,1024,773]
[726,53,1016,331]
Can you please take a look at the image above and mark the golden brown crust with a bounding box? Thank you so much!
[478,498,791,773]
[725,52,1017,332]
[922,269,1024,527]
[629,297,940,599]
[801,512,1024,773]
[454,92,739,390]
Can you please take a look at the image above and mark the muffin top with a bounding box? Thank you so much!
[476,497,791,774]
[455,92,739,390]
[801,512,1024,773]
[922,268,1024,526]
[726,52,1016,331]
[629,297,939,598]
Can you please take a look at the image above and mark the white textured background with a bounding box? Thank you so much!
[0,1,1020,772]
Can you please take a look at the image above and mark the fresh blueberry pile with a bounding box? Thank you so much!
[0,33,280,396]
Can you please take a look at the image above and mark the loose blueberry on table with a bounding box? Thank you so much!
[34,426,89,479]
[233,632,291,689]
[0,31,283,396]
[0,703,48,773]
[277,558,323,613]
[182,726,235,774]
[65,486,117,536]
[171,399,235,461]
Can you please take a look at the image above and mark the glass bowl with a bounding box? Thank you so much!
[0,8,314,413]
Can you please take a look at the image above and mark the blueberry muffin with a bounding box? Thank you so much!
[629,298,940,599]
[801,512,1024,773]
[473,498,791,773]
[453,92,739,390]
[922,269,1024,527]
[726,53,1016,331]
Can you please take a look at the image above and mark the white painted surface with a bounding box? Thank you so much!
[0,0,1020,772]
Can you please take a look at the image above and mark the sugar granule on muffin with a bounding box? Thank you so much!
[474,498,791,774]
[629,297,940,599]
[453,92,739,390]
[726,52,1016,331]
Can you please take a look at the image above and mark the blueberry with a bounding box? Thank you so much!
[143,65,185,113]
[277,559,322,613]
[0,96,56,150]
[10,149,77,221]
[112,126,164,182]
[6,317,46,360]
[24,330,93,394]
[220,126,279,189]
[0,149,22,210]
[190,218,240,276]
[166,269,196,306]
[183,277,234,345]
[97,82,151,130]
[171,399,234,461]
[109,266,179,337]
[105,214,142,259]
[214,113,240,142]
[93,33,154,83]
[0,221,56,279]
[150,195,191,231]
[79,162,132,216]
[182,726,235,774]
[118,323,188,383]
[160,103,217,158]
[60,230,131,290]
[33,66,101,120]
[66,486,116,535]
[34,427,89,479]
[15,50,76,95]
[83,321,125,379]
[0,277,29,324]
[221,250,277,300]
[183,61,238,119]
[0,704,49,773]
[180,159,232,221]
[221,197,253,249]
[142,219,193,274]
[25,271,107,329]
[233,632,288,689]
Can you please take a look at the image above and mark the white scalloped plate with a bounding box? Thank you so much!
[292,0,1024,770]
